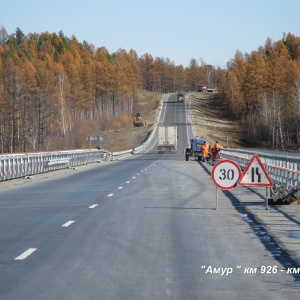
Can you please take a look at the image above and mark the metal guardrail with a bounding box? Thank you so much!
[270,184,300,202]
[0,95,163,182]
[0,124,156,182]
[0,149,106,181]
[221,148,300,201]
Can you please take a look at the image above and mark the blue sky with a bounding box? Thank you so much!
[0,0,299,68]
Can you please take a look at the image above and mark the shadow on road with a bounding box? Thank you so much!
[198,161,300,284]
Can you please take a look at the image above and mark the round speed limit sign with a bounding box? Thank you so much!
[212,160,241,190]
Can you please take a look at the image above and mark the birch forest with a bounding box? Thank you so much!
[0,27,300,152]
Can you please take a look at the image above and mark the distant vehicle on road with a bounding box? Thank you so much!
[198,85,206,92]
[177,91,185,102]
[157,126,177,153]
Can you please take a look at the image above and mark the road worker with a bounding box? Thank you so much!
[201,141,210,161]
[211,141,221,160]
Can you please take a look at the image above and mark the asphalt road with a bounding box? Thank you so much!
[0,94,299,299]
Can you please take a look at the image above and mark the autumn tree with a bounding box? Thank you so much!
[185,58,200,91]
[2,25,300,152]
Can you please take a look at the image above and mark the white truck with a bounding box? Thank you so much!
[157,126,177,153]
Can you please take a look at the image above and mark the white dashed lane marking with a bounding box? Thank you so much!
[13,163,159,262]
[89,204,98,208]
[15,248,37,260]
[62,220,75,227]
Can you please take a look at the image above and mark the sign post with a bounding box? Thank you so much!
[211,160,242,210]
[86,136,104,150]
[237,154,273,209]
[221,136,229,147]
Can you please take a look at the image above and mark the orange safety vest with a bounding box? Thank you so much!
[202,143,209,157]
[211,143,221,158]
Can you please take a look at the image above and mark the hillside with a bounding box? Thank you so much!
[101,92,244,152]
[100,90,163,152]
[188,93,245,148]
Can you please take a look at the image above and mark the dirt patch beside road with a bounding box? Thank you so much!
[101,91,163,152]
[188,93,245,148]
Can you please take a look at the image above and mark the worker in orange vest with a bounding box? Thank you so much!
[211,141,221,160]
[201,141,210,161]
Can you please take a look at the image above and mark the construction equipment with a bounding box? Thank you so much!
[133,113,145,127]
[185,137,206,161]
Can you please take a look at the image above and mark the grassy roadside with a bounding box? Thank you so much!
[101,90,163,152]
[188,93,245,148]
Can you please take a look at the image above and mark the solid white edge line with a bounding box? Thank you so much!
[15,248,37,260]
[161,94,169,124]
[62,220,75,227]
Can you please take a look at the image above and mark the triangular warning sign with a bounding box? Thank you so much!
[237,154,273,187]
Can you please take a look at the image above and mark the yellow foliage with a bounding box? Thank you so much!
[1,25,300,152]
[112,114,132,128]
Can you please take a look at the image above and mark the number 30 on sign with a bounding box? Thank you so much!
[212,160,242,190]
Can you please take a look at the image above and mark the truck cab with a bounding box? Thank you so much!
[197,85,206,92]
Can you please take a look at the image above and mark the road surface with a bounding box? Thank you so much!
[0,94,299,299]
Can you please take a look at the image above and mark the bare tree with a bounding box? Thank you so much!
[0,26,8,46]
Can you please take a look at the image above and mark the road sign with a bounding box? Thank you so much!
[237,154,272,187]
[221,136,229,147]
[212,159,242,190]
[86,136,104,141]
